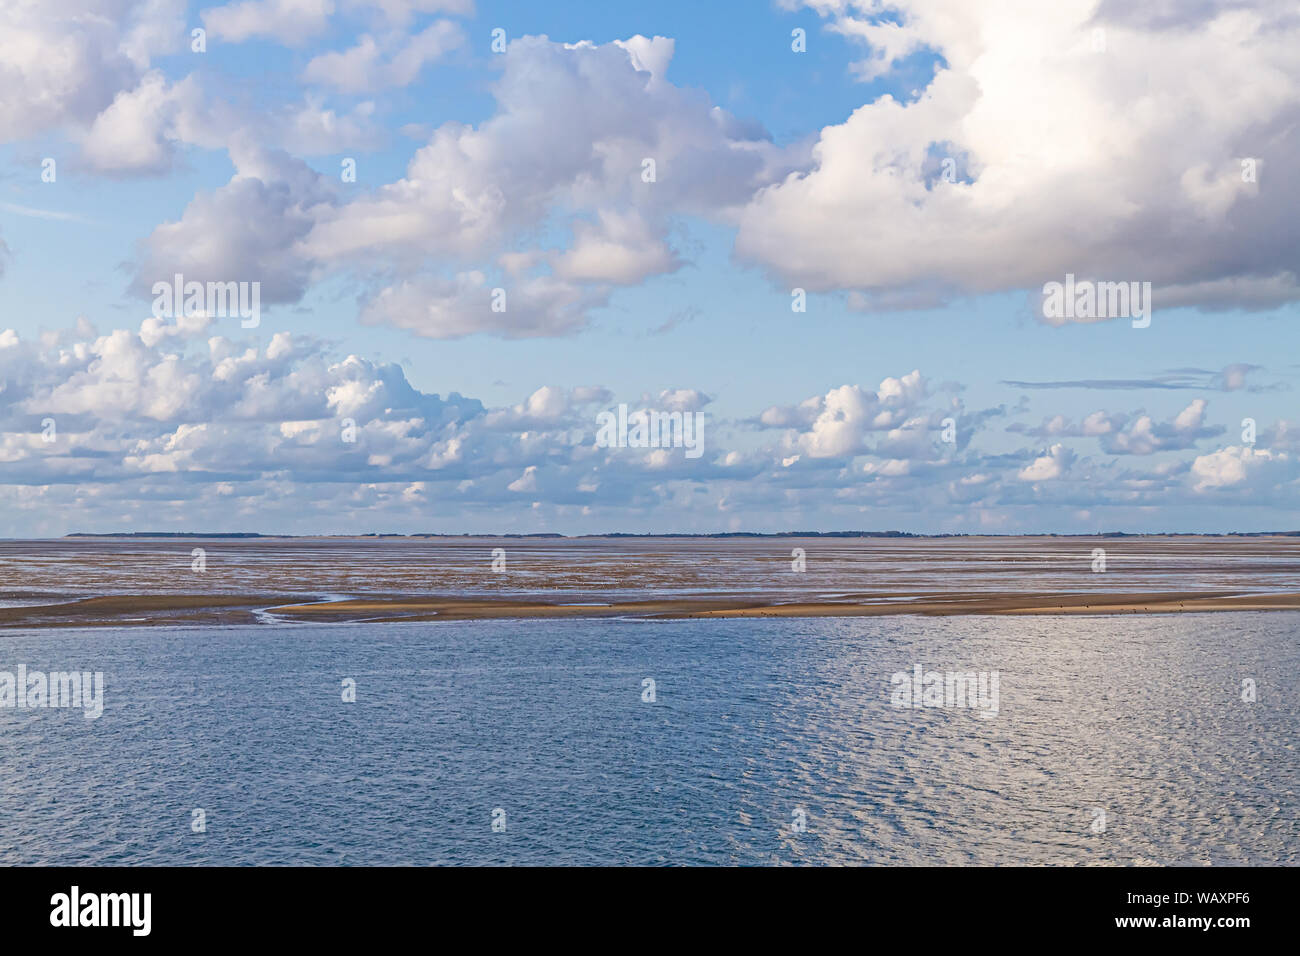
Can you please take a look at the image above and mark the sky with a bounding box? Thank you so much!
[0,0,1298,536]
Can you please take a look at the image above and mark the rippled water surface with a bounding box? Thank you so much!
[1,614,1296,865]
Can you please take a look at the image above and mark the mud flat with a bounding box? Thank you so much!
[1,534,1298,627]
[240,589,1300,622]
[1,588,1298,628]
[0,594,283,629]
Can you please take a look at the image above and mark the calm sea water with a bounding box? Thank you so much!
[1,614,1296,865]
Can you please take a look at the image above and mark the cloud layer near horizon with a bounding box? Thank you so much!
[0,317,1294,535]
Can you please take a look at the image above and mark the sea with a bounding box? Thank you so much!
[2,612,1296,865]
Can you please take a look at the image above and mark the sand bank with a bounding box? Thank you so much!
[1,589,1298,628]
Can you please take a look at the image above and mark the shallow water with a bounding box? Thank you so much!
[0,614,1296,865]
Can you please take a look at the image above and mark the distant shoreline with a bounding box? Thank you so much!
[57,530,1300,539]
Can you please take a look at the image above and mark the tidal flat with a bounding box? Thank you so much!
[1,534,1298,627]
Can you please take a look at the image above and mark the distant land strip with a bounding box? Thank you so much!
[59,530,1300,539]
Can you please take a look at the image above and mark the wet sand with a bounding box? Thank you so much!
[1,534,1298,627]
[265,589,1300,623]
[2,589,1299,628]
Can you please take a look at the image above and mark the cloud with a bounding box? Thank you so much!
[200,0,336,45]
[78,71,209,175]
[0,323,939,528]
[359,0,475,23]
[1011,400,1224,454]
[0,0,184,143]
[1191,445,1285,490]
[829,13,932,82]
[132,139,337,303]
[1099,399,1223,454]
[1004,378,1202,391]
[1010,409,1124,439]
[1219,363,1258,391]
[651,389,711,413]
[1259,419,1300,450]
[551,210,681,285]
[507,465,539,492]
[1002,365,1267,391]
[0,0,382,177]
[1,319,483,482]
[7,4,1300,534]
[0,317,731,516]
[738,0,1300,314]
[483,385,611,429]
[300,34,783,260]
[758,371,928,459]
[4,318,1300,532]
[302,19,464,92]
[291,35,796,336]
[357,271,607,339]
[201,0,475,45]
[116,34,796,338]
[1018,443,1073,481]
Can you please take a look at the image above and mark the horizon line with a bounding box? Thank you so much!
[41,530,1300,540]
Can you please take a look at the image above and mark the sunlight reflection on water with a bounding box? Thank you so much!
[0,613,1295,865]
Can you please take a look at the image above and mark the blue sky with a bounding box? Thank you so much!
[1,0,1298,536]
